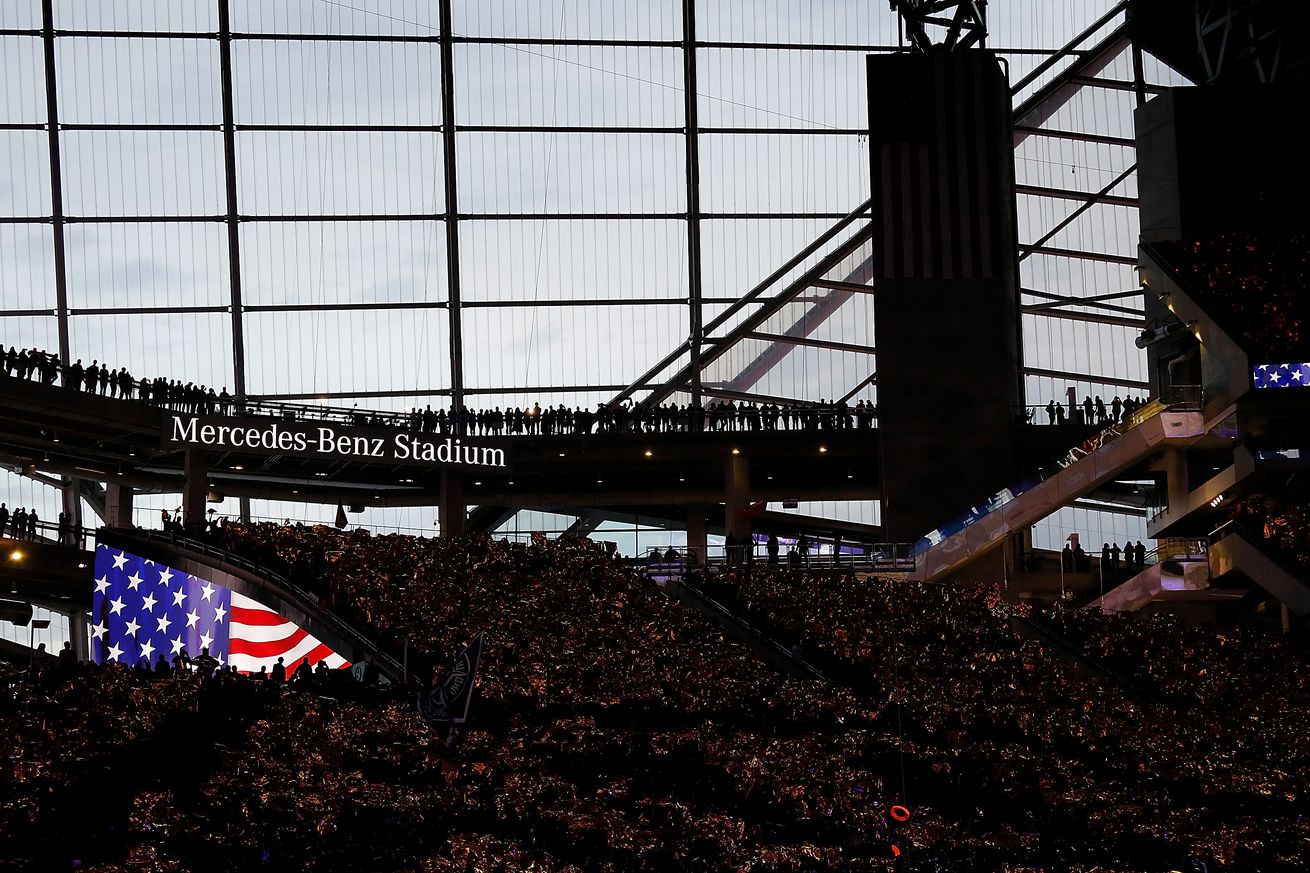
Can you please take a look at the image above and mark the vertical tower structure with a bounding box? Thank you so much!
[868,51,1022,543]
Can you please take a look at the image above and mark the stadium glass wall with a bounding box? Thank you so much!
[1,0,1185,551]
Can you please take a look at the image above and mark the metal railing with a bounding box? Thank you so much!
[643,543,915,574]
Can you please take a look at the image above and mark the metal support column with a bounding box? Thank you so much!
[41,0,84,528]
[439,0,466,410]
[217,0,248,399]
[39,0,70,368]
[682,0,704,403]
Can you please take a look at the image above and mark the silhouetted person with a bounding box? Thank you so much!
[1101,543,1111,570]
[1045,400,1055,425]
[767,533,780,565]
[1061,544,1073,572]
[1110,542,1121,570]
[797,534,810,568]
[1134,540,1146,570]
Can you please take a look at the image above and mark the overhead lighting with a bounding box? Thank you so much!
[558,452,565,457]
[9,551,23,562]
[1210,494,1225,508]
[508,480,515,486]
[401,478,414,484]
[77,562,87,569]
[731,448,740,455]
[644,450,653,458]
[819,446,828,454]
[233,465,244,471]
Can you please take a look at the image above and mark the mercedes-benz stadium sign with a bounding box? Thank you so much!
[163,414,509,469]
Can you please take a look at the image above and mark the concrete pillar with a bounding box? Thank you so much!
[439,472,466,537]
[62,475,82,537]
[69,611,90,662]
[686,504,707,567]
[1163,448,1190,510]
[182,447,208,529]
[105,482,134,529]
[725,453,751,549]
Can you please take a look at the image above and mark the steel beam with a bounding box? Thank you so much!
[217,0,247,400]
[438,0,465,410]
[39,0,69,367]
[682,0,704,402]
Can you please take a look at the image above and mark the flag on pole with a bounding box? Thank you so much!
[418,632,485,733]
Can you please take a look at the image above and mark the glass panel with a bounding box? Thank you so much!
[463,304,683,390]
[461,219,685,302]
[242,309,449,397]
[55,37,221,125]
[700,133,868,213]
[54,1,217,31]
[0,225,56,311]
[60,130,225,216]
[232,1,440,37]
[233,40,441,127]
[698,48,870,130]
[241,220,446,306]
[237,131,443,216]
[454,0,681,41]
[0,36,45,124]
[457,132,684,214]
[68,312,235,390]
[66,222,230,309]
[0,131,50,216]
[456,44,681,127]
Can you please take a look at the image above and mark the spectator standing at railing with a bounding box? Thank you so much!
[1082,396,1094,426]
[1045,400,1056,425]
[1134,540,1146,570]
[767,533,779,565]
[25,508,37,541]
[1111,396,1122,422]
[1094,396,1107,425]
[1110,542,1121,570]
[57,512,69,545]
[11,507,25,541]
[0,503,7,538]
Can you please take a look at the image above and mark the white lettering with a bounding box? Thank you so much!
[481,447,506,468]
[419,440,436,462]
[318,427,335,453]
[199,424,216,443]
[393,433,411,460]
[278,431,293,451]
[437,438,453,463]
[293,432,308,452]
[171,416,197,442]
[229,426,245,447]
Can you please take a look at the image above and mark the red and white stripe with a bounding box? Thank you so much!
[228,591,349,674]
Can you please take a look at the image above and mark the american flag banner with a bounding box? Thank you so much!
[91,545,348,673]
[1253,363,1310,388]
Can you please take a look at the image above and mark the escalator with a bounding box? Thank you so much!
[1208,521,1310,616]
[911,408,1209,583]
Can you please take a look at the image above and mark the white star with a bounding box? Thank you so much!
[140,591,157,613]
[124,617,141,638]
[213,604,227,624]
[216,654,225,667]
[94,576,110,595]
[139,639,156,662]
[200,581,215,602]
[171,587,186,608]
[186,609,200,629]
[158,566,173,586]
[1258,364,1271,371]
[144,559,156,566]
[111,551,128,570]
[91,622,108,641]
[107,642,124,662]
[156,614,172,635]
[170,635,185,656]
[1270,370,1282,383]
[109,596,126,616]
[1294,368,1305,382]
[199,631,214,651]
[127,571,144,591]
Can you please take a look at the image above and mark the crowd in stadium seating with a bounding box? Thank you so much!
[2,345,873,434]
[1153,230,1310,360]
[1229,493,1310,569]
[3,527,1308,868]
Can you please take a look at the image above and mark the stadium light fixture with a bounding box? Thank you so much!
[819,446,828,454]
[9,550,23,562]
[644,450,652,458]
[731,448,740,455]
